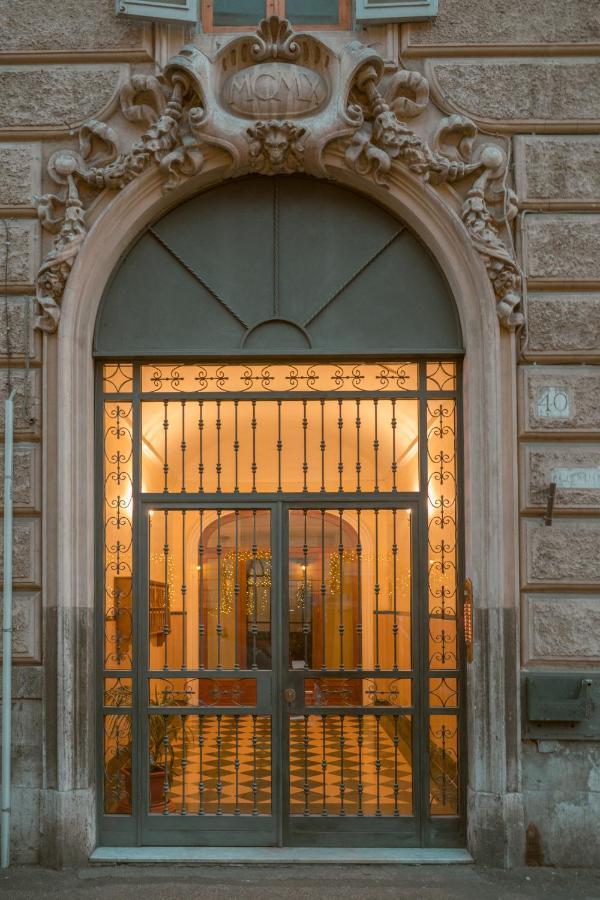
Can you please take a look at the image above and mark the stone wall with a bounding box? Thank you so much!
[1,0,599,869]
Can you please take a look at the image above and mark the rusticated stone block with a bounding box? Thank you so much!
[0,143,41,206]
[0,592,41,663]
[0,369,40,436]
[0,444,40,510]
[525,593,600,661]
[521,366,600,435]
[430,61,600,122]
[523,741,600,794]
[516,136,600,202]
[524,519,600,587]
[522,443,600,509]
[0,0,146,53]
[0,297,36,359]
[408,0,600,45]
[0,65,124,129]
[525,215,600,281]
[0,518,40,586]
[3,219,38,284]
[527,294,600,355]
[0,698,43,784]
[6,786,39,863]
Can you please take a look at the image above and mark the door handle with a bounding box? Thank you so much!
[283,687,297,704]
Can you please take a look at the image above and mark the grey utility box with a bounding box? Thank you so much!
[523,672,600,740]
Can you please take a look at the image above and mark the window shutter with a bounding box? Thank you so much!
[355,0,438,22]
[115,0,199,24]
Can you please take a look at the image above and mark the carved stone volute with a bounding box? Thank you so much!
[34,15,523,334]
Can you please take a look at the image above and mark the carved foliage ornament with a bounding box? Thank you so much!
[35,16,523,333]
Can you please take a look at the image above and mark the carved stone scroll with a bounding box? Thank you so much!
[34,15,524,333]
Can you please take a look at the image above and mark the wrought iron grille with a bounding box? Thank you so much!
[99,359,461,837]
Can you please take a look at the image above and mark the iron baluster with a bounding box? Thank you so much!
[320,510,326,671]
[216,510,222,670]
[163,511,170,670]
[162,712,169,815]
[375,715,382,817]
[163,400,169,493]
[303,510,309,668]
[216,400,222,494]
[391,397,398,492]
[233,400,240,494]
[198,510,204,670]
[181,510,187,670]
[375,509,380,672]
[337,399,344,492]
[393,714,400,817]
[277,399,283,493]
[302,399,308,493]
[303,715,310,816]
[198,400,204,493]
[252,510,258,670]
[234,510,240,671]
[356,509,363,672]
[339,714,346,817]
[392,509,398,672]
[355,398,361,493]
[251,400,257,493]
[320,399,326,493]
[252,715,258,816]
[198,714,205,815]
[338,510,344,671]
[234,715,241,816]
[321,714,328,817]
[373,398,379,492]
[357,714,364,817]
[216,714,223,815]
[181,715,188,815]
[180,400,187,493]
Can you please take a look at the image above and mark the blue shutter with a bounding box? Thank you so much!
[115,0,198,24]
[355,0,438,22]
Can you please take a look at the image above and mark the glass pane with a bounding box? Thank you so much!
[429,714,458,815]
[141,397,419,494]
[148,509,272,671]
[288,509,412,671]
[289,714,412,816]
[103,402,133,671]
[149,677,257,707]
[148,714,271,815]
[427,399,457,670]
[104,678,133,706]
[429,677,458,708]
[140,361,418,393]
[103,363,133,394]
[426,361,456,391]
[285,0,341,25]
[305,677,411,707]
[103,713,132,814]
[213,0,266,26]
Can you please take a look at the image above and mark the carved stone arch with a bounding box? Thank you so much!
[42,146,521,866]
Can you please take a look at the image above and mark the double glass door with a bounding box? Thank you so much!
[140,502,419,846]
[100,360,462,847]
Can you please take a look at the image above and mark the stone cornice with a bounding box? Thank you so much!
[33,16,524,335]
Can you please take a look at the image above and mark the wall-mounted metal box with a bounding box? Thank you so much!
[522,672,600,740]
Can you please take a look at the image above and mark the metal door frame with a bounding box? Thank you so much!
[96,359,466,848]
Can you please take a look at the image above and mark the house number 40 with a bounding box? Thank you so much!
[536,387,571,419]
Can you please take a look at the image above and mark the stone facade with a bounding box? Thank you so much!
[0,0,599,871]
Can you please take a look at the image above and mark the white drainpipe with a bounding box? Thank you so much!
[1,387,17,868]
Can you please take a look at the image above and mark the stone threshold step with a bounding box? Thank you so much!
[90,847,473,865]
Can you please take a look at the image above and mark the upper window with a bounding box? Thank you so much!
[115,0,436,26]
[202,0,351,31]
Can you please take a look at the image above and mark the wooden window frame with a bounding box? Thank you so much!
[202,0,352,32]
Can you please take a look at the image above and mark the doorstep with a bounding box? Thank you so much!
[90,847,473,865]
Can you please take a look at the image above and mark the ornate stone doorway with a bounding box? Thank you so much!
[96,179,465,847]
